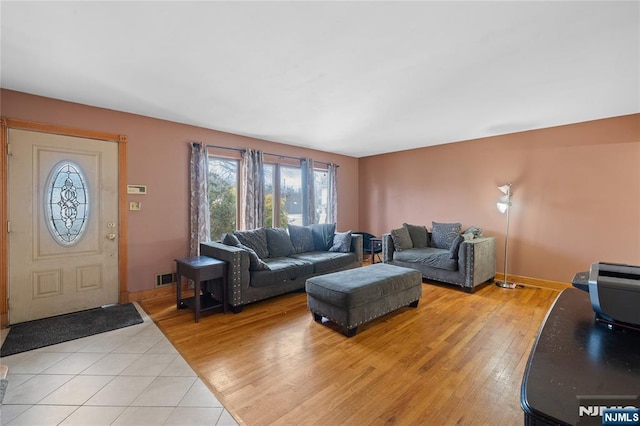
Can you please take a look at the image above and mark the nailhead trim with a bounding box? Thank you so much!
[311,297,420,328]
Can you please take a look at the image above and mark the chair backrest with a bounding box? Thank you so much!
[354,232,381,252]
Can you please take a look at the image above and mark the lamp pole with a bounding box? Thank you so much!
[497,184,516,289]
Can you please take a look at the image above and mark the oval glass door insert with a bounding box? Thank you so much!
[45,161,89,246]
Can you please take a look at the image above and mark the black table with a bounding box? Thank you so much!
[369,237,382,264]
[175,256,227,323]
[521,288,640,426]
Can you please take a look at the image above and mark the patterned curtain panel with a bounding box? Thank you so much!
[327,163,338,224]
[301,158,315,225]
[189,142,210,256]
[241,149,265,230]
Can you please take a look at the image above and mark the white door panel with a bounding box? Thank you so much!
[8,129,119,324]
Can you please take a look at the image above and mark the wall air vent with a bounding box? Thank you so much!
[155,272,176,287]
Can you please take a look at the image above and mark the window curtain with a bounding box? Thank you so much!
[189,142,210,256]
[327,163,338,224]
[241,149,265,230]
[301,158,315,225]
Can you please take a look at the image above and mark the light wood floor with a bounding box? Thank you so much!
[140,276,560,426]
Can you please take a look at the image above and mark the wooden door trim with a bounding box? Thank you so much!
[0,118,128,327]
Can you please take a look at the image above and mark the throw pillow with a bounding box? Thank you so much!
[403,223,428,248]
[240,243,271,271]
[223,232,269,270]
[329,230,352,253]
[233,228,269,259]
[390,227,413,251]
[431,222,462,250]
[288,224,314,253]
[310,223,336,251]
[462,233,475,241]
[463,226,483,238]
[448,235,465,260]
[265,227,295,258]
[222,233,241,247]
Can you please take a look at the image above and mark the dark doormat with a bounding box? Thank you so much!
[0,303,144,357]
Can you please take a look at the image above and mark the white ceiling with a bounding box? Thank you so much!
[1,1,638,158]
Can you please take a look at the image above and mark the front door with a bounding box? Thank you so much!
[7,129,119,324]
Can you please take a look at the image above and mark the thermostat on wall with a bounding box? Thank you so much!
[127,185,147,194]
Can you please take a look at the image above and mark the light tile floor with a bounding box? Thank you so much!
[0,304,238,426]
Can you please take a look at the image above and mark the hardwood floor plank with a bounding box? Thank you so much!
[140,279,560,425]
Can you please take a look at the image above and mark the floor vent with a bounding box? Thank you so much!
[155,272,176,287]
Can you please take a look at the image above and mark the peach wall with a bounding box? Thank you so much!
[0,90,359,293]
[359,114,640,283]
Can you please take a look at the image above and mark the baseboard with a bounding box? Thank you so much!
[127,284,181,303]
[495,273,571,292]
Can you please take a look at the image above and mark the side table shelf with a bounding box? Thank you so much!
[175,256,227,323]
[178,293,224,312]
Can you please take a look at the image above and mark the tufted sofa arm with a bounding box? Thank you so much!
[349,233,364,265]
[459,237,496,288]
[200,241,250,308]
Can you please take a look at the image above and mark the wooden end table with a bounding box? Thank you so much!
[175,256,227,323]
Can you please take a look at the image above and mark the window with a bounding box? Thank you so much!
[264,164,302,228]
[279,166,302,227]
[45,161,89,246]
[207,152,330,237]
[208,157,239,241]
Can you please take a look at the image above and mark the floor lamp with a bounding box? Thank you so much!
[496,183,516,289]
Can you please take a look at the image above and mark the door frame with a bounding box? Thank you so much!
[0,117,128,328]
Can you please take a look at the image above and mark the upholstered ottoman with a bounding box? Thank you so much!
[305,263,422,337]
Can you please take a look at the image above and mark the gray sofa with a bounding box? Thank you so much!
[382,222,496,293]
[200,224,363,312]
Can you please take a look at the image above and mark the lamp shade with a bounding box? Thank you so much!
[496,183,512,213]
[498,184,511,195]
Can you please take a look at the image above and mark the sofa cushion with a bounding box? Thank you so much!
[393,247,458,271]
[234,227,269,259]
[448,235,465,260]
[390,227,413,251]
[403,223,429,248]
[311,223,336,251]
[223,233,270,271]
[431,222,462,250]
[288,224,314,253]
[329,231,352,253]
[251,257,314,288]
[290,251,357,274]
[266,227,295,258]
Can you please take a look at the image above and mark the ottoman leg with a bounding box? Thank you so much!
[312,312,323,323]
[409,300,419,308]
[345,327,357,338]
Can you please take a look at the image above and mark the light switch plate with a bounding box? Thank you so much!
[129,201,141,211]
